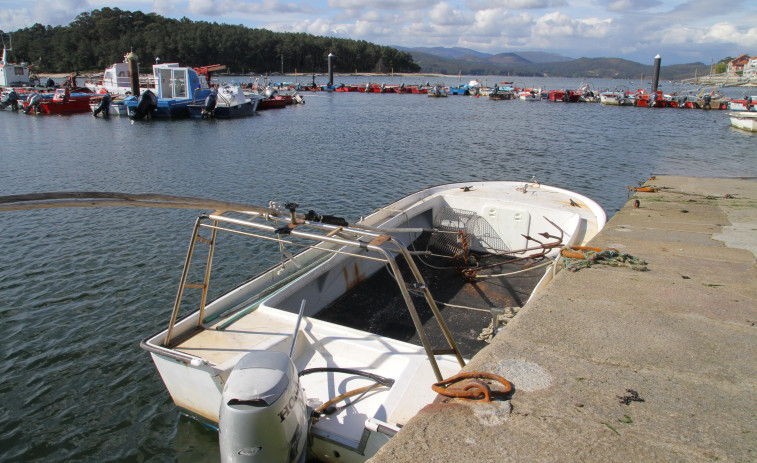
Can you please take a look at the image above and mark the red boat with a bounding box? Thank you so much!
[23,87,93,114]
[257,95,288,110]
[634,90,669,108]
[548,90,580,102]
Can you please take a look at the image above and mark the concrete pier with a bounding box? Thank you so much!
[370,176,757,462]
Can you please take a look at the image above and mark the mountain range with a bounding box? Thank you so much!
[394,46,707,80]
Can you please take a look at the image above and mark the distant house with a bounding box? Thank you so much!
[728,54,750,74]
[743,55,757,79]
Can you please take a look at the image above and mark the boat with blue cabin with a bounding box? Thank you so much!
[126,63,211,119]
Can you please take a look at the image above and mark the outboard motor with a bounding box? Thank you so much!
[45,78,55,88]
[201,91,217,118]
[92,93,112,117]
[24,92,42,114]
[219,351,308,463]
[263,86,278,99]
[132,89,157,120]
[0,90,20,110]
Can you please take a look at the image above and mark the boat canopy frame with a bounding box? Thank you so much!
[165,207,467,381]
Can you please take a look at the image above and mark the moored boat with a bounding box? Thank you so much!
[517,88,543,101]
[140,180,606,462]
[22,87,93,115]
[89,93,130,116]
[728,96,757,112]
[728,111,757,132]
[188,83,263,118]
[599,87,634,106]
[427,85,447,97]
[548,89,580,102]
[489,83,515,100]
[125,63,211,119]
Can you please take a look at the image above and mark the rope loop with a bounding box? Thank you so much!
[432,372,513,402]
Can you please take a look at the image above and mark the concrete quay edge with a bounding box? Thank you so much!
[369,175,757,463]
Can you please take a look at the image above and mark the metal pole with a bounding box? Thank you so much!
[652,54,661,93]
[127,51,139,96]
[328,53,334,87]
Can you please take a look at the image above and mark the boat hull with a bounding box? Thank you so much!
[729,111,757,132]
[24,94,92,114]
[188,100,256,118]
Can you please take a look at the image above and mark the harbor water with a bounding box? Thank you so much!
[0,76,755,462]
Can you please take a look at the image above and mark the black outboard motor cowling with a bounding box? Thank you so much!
[132,89,157,120]
[201,92,217,118]
[93,93,112,117]
[0,90,20,110]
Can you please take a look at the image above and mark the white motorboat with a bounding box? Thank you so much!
[140,181,606,462]
[599,87,634,106]
[1,34,37,88]
[728,111,757,132]
[518,88,543,101]
[189,82,264,118]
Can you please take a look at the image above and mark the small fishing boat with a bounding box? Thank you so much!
[599,87,634,106]
[517,88,543,101]
[548,89,580,102]
[489,83,515,100]
[22,87,93,115]
[188,83,263,118]
[634,90,670,108]
[1,33,39,90]
[427,85,447,97]
[89,93,129,116]
[728,96,757,112]
[140,181,606,462]
[728,111,757,132]
[125,63,211,119]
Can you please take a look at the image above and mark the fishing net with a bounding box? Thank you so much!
[428,203,508,256]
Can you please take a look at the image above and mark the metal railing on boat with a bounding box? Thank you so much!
[165,207,467,381]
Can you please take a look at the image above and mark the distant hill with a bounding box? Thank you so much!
[515,51,573,64]
[394,46,706,80]
[396,47,492,60]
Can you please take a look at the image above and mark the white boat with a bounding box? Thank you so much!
[85,53,155,97]
[140,181,606,462]
[729,111,757,132]
[728,96,757,112]
[518,88,543,101]
[188,82,264,118]
[599,87,634,106]
[1,34,37,89]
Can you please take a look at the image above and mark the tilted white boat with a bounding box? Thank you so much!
[599,88,634,106]
[140,181,606,462]
[728,111,757,132]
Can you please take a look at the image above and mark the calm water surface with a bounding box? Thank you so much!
[1,76,755,462]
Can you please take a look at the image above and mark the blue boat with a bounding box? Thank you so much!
[126,64,211,119]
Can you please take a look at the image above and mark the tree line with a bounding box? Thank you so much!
[2,8,420,75]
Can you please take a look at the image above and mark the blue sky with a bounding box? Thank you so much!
[1,0,755,64]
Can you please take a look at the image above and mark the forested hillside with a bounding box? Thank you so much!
[2,8,420,74]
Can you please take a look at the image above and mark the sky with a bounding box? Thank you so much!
[1,0,756,64]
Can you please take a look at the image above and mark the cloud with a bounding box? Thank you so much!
[429,2,473,26]
[152,0,177,16]
[187,0,216,15]
[327,0,436,11]
[532,11,612,39]
[0,0,92,31]
[466,0,565,11]
[603,0,661,12]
